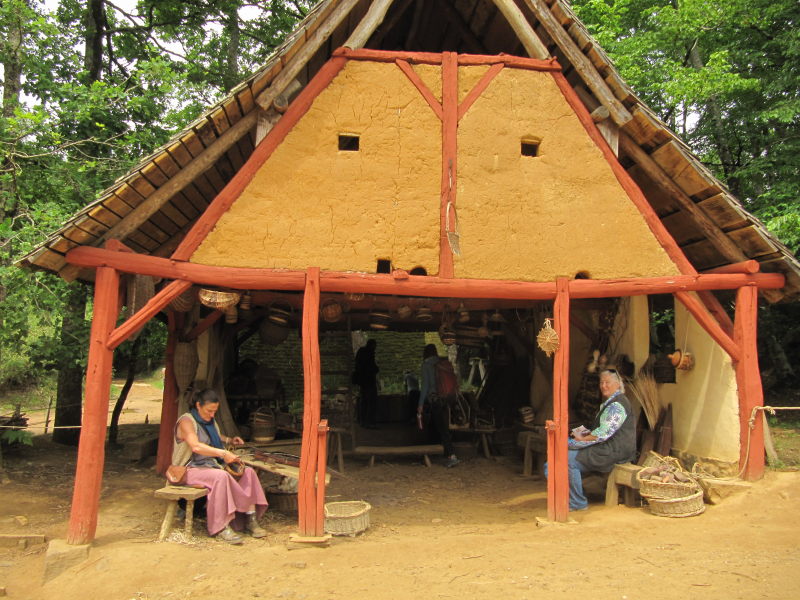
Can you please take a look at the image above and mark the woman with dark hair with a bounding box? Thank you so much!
[172,389,268,544]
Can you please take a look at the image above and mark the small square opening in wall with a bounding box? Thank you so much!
[338,134,360,151]
[376,259,391,274]
[521,140,540,157]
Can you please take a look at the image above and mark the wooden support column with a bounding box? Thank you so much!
[733,285,765,480]
[547,277,570,522]
[67,266,120,545]
[298,267,322,536]
[315,419,330,535]
[440,52,458,278]
[156,311,179,475]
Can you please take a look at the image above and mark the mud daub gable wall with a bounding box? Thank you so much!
[239,329,428,406]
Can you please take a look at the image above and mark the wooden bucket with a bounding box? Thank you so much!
[251,409,276,442]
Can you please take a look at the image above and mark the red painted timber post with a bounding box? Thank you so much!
[298,267,322,535]
[733,285,765,480]
[67,266,120,545]
[548,278,570,521]
[156,311,179,475]
[316,419,330,536]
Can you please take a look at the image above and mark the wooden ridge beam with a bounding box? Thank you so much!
[492,0,550,60]
[255,0,360,110]
[334,47,562,71]
[344,0,395,50]
[524,0,632,126]
[66,247,785,299]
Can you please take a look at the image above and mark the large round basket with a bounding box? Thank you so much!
[324,501,371,536]
[264,486,298,515]
[198,288,241,310]
[645,489,705,518]
[250,409,276,443]
[636,469,699,499]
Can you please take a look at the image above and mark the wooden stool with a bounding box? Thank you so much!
[474,427,497,460]
[154,485,208,541]
[604,463,642,507]
[327,427,346,473]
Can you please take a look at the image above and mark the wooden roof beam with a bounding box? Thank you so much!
[255,0,360,110]
[344,0,395,49]
[491,0,549,59]
[620,133,751,267]
[524,0,632,126]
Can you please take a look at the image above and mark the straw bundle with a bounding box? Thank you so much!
[626,370,661,430]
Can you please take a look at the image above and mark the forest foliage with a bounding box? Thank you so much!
[0,1,798,403]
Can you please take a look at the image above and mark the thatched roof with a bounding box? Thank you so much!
[19,0,800,302]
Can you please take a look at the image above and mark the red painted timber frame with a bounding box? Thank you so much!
[734,285,764,480]
[67,265,119,544]
[65,50,780,540]
[156,311,179,475]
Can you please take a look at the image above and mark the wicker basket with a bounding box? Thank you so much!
[169,286,196,312]
[645,489,705,518]
[636,455,700,499]
[198,288,241,310]
[324,501,371,536]
[264,486,298,514]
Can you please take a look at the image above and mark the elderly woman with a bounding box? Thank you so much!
[172,389,268,544]
[547,369,637,511]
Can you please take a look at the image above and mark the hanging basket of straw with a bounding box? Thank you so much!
[536,318,559,357]
[173,341,198,392]
[198,288,240,310]
[169,286,197,313]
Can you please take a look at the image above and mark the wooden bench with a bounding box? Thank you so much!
[154,485,208,541]
[353,444,444,468]
[604,463,642,507]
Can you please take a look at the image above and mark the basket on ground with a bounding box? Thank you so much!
[324,500,371,536]
[264,486,298,515]
[645,489,705,518]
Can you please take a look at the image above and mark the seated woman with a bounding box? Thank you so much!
[546,368,636,511]
[173,388,268,544]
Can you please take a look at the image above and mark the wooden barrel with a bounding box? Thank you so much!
[251,409,276,442]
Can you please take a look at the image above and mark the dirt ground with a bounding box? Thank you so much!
[2,382,800,600]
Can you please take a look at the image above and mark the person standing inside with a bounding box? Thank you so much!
[354,339,379,428]
[418,344,459,468]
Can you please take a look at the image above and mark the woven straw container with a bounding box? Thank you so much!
[645,489,705,518]
[173,341,198,392]
[169,287,196,312]
[324,501,371,536]
[198,288,241,310]
[264,486,298,514]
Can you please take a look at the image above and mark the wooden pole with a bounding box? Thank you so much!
[67,266,119,545]
[65,246,785,299]
[440,52,458,278]
[548,277,570,521]
[734,285,765,480]
[344,0,395,50]
[156,311,179,475]
[491,0,550,59]
[315,419,330,536]
[298,267,322,535]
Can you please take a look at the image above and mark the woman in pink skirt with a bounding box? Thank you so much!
[172,389,268,544]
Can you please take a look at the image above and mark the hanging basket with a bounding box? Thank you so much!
[321,299,344,323]
[268,303,293,326]
[198,288,240,310]
[173,341,198,392]
[536,318,560,357]
[169,286,196,313]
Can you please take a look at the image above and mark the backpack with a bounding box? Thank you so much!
[434,357,459,399]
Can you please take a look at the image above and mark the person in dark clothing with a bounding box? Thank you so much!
[545,368,636,510]
[354,339,379,427]
[418,344,459,468]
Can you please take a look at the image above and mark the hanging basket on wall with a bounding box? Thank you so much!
[536,318,560,357]
[198,288,240,310]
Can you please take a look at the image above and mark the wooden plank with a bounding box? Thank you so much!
[650,140,718,198]
[728,227,779,258]
[549,1,574,26]
[661,210,705,245]
[67,265,119,544]
[73,215,108,238]
[567,22,592,51]
[698,193,750,231]
[525,0,631,126]
[50,236,79,254]
[353,444,444,456]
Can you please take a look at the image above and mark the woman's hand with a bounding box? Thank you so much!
[221,450,241,464]
[229,436,245,446]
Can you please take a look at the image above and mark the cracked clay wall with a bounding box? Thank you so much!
[454,67,680,281]
[191,61,441,273]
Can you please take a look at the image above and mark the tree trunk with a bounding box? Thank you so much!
[53,286,88,446]
[83,0,105,83]
[108,336,141,446]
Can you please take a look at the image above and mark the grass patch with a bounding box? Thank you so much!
[0,375,57,414]
[768,417,800,469]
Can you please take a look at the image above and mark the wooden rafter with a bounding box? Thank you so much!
[492,0,549,60]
